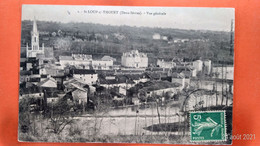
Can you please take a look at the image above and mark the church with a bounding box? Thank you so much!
[22,18,54,59]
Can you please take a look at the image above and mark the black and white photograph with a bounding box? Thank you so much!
[19,5,234,144]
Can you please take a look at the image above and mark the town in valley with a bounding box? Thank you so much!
[19,13,234,143]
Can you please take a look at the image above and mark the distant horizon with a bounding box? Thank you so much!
[22,5,234,32]
[22,19,232,33]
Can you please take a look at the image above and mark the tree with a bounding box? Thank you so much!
[90,93,113,137]
[19,97,33,133]
[46,98,74,134]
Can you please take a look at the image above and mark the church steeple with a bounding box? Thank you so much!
[26,17,44,58]
[32,17,38,33]
[31,17,40,50]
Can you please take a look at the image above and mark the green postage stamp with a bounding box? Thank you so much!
[190,110,227,142]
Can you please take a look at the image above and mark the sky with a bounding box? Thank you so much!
[22,5,234,31]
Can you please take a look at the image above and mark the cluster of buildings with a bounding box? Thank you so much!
[152,33,168,41]
[157,58,212,75]
[20,19,233,113]
[152,33,209,44]
[59,54,115,70]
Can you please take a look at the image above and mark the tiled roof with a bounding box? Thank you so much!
[101,56,116,61]
[134,80,182,92]
[73,69,96,75]
[37,77,57,87]
[99,75,135,84]
[59,56,73,60]
[171,72,185,79]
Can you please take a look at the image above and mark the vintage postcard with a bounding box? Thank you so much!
[19,5,234,144]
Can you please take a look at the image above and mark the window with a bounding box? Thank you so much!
[34,37,37,42]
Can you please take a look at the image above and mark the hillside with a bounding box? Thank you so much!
[21,20,234,65]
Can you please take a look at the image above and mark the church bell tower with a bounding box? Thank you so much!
[26,17,44,58]
[31,17,40,50]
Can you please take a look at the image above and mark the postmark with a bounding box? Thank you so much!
[189,110,227,142]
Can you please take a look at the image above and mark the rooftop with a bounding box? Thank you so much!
[99,75,135,84]
[132,80,182,92]
[101,55,116,61]
[73,69,96,75]
[123,50,147,58]
[59,56,73,60]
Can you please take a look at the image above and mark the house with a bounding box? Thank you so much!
[59,54,92,69]
[20,57,39,73]
[124,74,150,84]
[72,69,98,85]
[134,81,183,98]
[99,75,135,89]
[171,73,190,89]
[37,77,57,88]
[63,78,87,92]
[193,60,203,72]
[203,60,212,75]
[59,54,114,70]
[92,60,113,70]
[162,36,168,41]
[132,97,140,105]
[113,33,125,40]
[121,50,148,68]
[101,56,116,62]
[28,74,41,84]
[71,86,88,104]
[152,33,161,40]
[172,66,197,77]
[39,66,65,77]
[20,70,32,83]
[144,72,161,80]
[19,83,44,99]
[157,59,176,68]
[111,86,127,96]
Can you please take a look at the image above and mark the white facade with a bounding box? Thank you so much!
[73,70,98,85]
[157,59,176,68]
[191,68,197,77]
[162,36,168,40]
[100,83,134,89]
[73,74,98,85]
[121,50,148,68]
[152,33,161,40]
[72,89,88,104]
[92,60,113,70]
[146,87,182,97]
[193,60,203,72]
[59,54,114,70]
